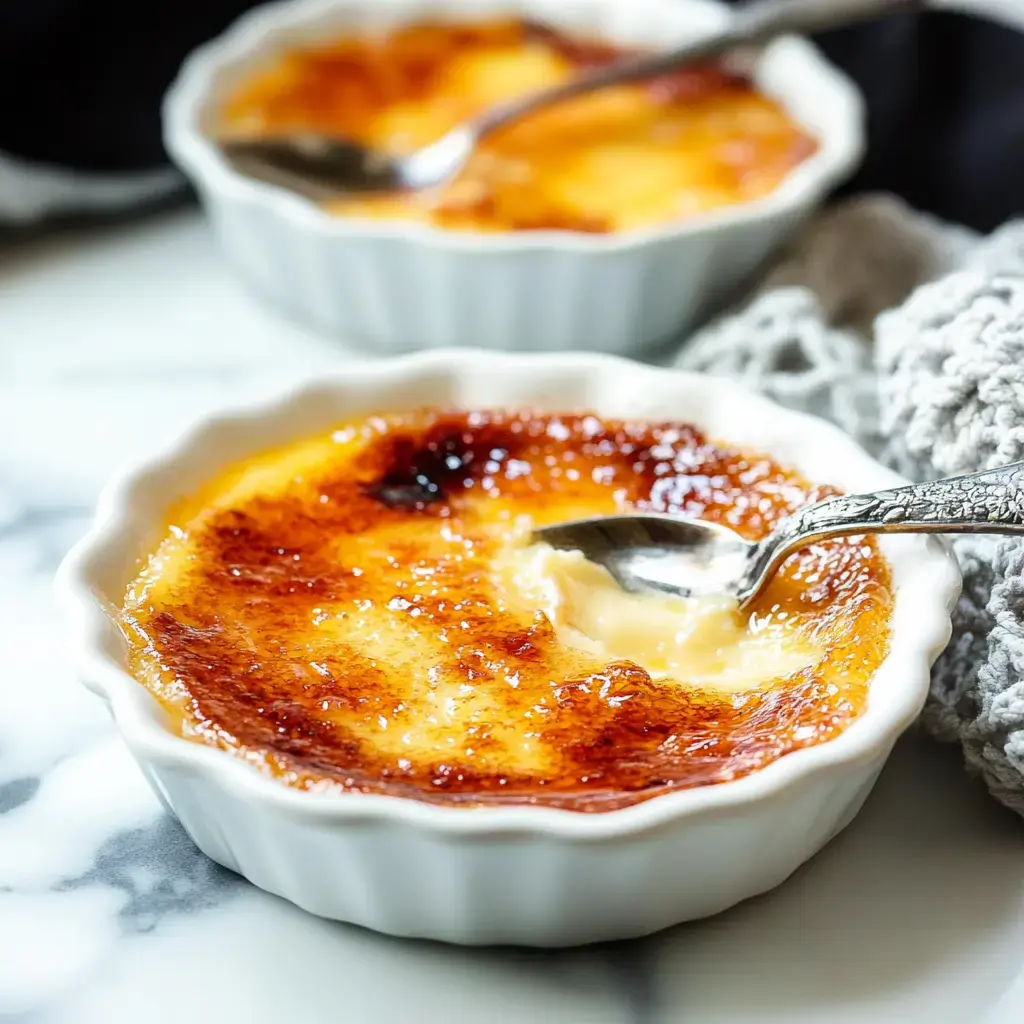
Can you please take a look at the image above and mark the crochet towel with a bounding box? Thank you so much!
[677,194,1024,815]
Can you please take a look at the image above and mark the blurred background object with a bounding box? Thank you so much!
[1,0,1022,230]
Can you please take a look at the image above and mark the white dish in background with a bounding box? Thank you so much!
[162,0,864,354]
[57,350,959,947]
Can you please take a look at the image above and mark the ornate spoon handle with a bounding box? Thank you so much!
[739,461,1024,606]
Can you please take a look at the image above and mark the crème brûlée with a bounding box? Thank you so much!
[220,19,818,233]
[119,411,893,812]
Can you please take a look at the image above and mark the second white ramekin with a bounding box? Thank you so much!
[163,0,864,354]
[57,351,959,947]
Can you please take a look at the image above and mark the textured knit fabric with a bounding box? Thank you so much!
[676,194,1024,815]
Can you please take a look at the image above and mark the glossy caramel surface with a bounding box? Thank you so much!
[221,19,817,233]
[120,411,892,811]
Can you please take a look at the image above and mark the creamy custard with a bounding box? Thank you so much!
[221,19,817,234]
[119,411,892,811]
[500,544,821,693]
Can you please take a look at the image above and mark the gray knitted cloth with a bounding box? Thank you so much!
[675,195,1024,816]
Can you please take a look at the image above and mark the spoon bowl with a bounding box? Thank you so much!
[221,129,476,200]
[534,513,757,602]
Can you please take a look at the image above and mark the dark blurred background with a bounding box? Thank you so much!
[2,1,1021,230]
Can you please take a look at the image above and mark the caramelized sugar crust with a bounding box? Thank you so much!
[120,412,892,812]
[221,19,817,233]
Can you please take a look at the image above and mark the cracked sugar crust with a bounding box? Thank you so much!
[119,410,891,811]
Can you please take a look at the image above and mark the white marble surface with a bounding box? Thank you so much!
[2,208,1024,1024]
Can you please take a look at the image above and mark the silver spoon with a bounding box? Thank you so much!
[220,0,921,200]
[532,461,1024,610]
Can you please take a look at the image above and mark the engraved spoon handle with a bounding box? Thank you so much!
[469,0,921,139]
[738,460,1024,605]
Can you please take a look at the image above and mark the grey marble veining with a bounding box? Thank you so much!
[55,816,242,935]
[0,778,40,815]
[1,210,1023,1024]
[598,940,661,1023]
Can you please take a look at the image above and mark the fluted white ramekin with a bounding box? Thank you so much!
[163,0,864,354]
[57,351,959,946]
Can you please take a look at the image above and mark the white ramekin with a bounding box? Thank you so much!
[163,0,865,354]
[57,351,959,947]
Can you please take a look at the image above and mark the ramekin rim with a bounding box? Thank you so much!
[56,348,961,841]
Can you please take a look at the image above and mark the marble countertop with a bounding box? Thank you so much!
[2,208,1024,1024]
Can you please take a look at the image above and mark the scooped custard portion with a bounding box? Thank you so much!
[120,411,892,811]
[221,19,817,233]
[498,544,821,692]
